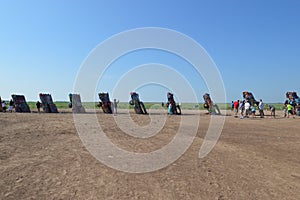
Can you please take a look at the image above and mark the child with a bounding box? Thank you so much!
[287,103,294,118]
[251,106,256,118]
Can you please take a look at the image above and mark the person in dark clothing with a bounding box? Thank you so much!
[8,99,14,112]
[36,101,41,113]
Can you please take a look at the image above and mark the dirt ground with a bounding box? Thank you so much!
[0,109,300,200]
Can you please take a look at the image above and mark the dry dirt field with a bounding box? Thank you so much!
[0,109,300,200]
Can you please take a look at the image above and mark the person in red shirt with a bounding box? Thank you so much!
[233,100,240,117]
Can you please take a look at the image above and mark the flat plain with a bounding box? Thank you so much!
[0,109,299,199]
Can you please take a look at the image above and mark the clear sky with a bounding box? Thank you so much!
[0,0,299,103]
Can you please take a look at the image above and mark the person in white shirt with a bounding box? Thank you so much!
[258,99,265,118]
[244,101,251,117]
[2,101,7,112]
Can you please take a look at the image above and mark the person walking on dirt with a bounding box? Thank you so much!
[268,104,276,118]
[258,99,265,118]
[239,100,245,117]
[168,103,173,115]
[287,103,294,118]
[36,101,41,113]
[113,99,119,115]
[8,99,14,112]
[244,101,251,117]
[233,100,239,117]
[2,101,7,112]
[283,100,289,117]
[251,105,256,118]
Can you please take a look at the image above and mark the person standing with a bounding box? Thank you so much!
[251,105,256,118]
[231,101,234,111]
[36,101,41,113]
[258,99,265,118]
[2,101,7,112]
[283,100,289,117]
[113,99,119,115]
[239,100,245,117]
[244,101,251,117]
[233,100,239,117]
[8,99,14,112]
[292,100,297,115]
[168,103,173,115]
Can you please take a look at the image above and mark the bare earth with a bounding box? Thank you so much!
[0,109,300,200]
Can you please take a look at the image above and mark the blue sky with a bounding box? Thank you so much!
[0,0,299,103]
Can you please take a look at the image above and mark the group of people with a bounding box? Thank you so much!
[1,99,14,113]
[232,99,276,119]
[232,99,298,119]
[1,96,299,117]
[1,99,42,113]
[283,99,298,118]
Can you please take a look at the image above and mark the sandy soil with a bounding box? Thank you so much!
[0,109,300,200]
